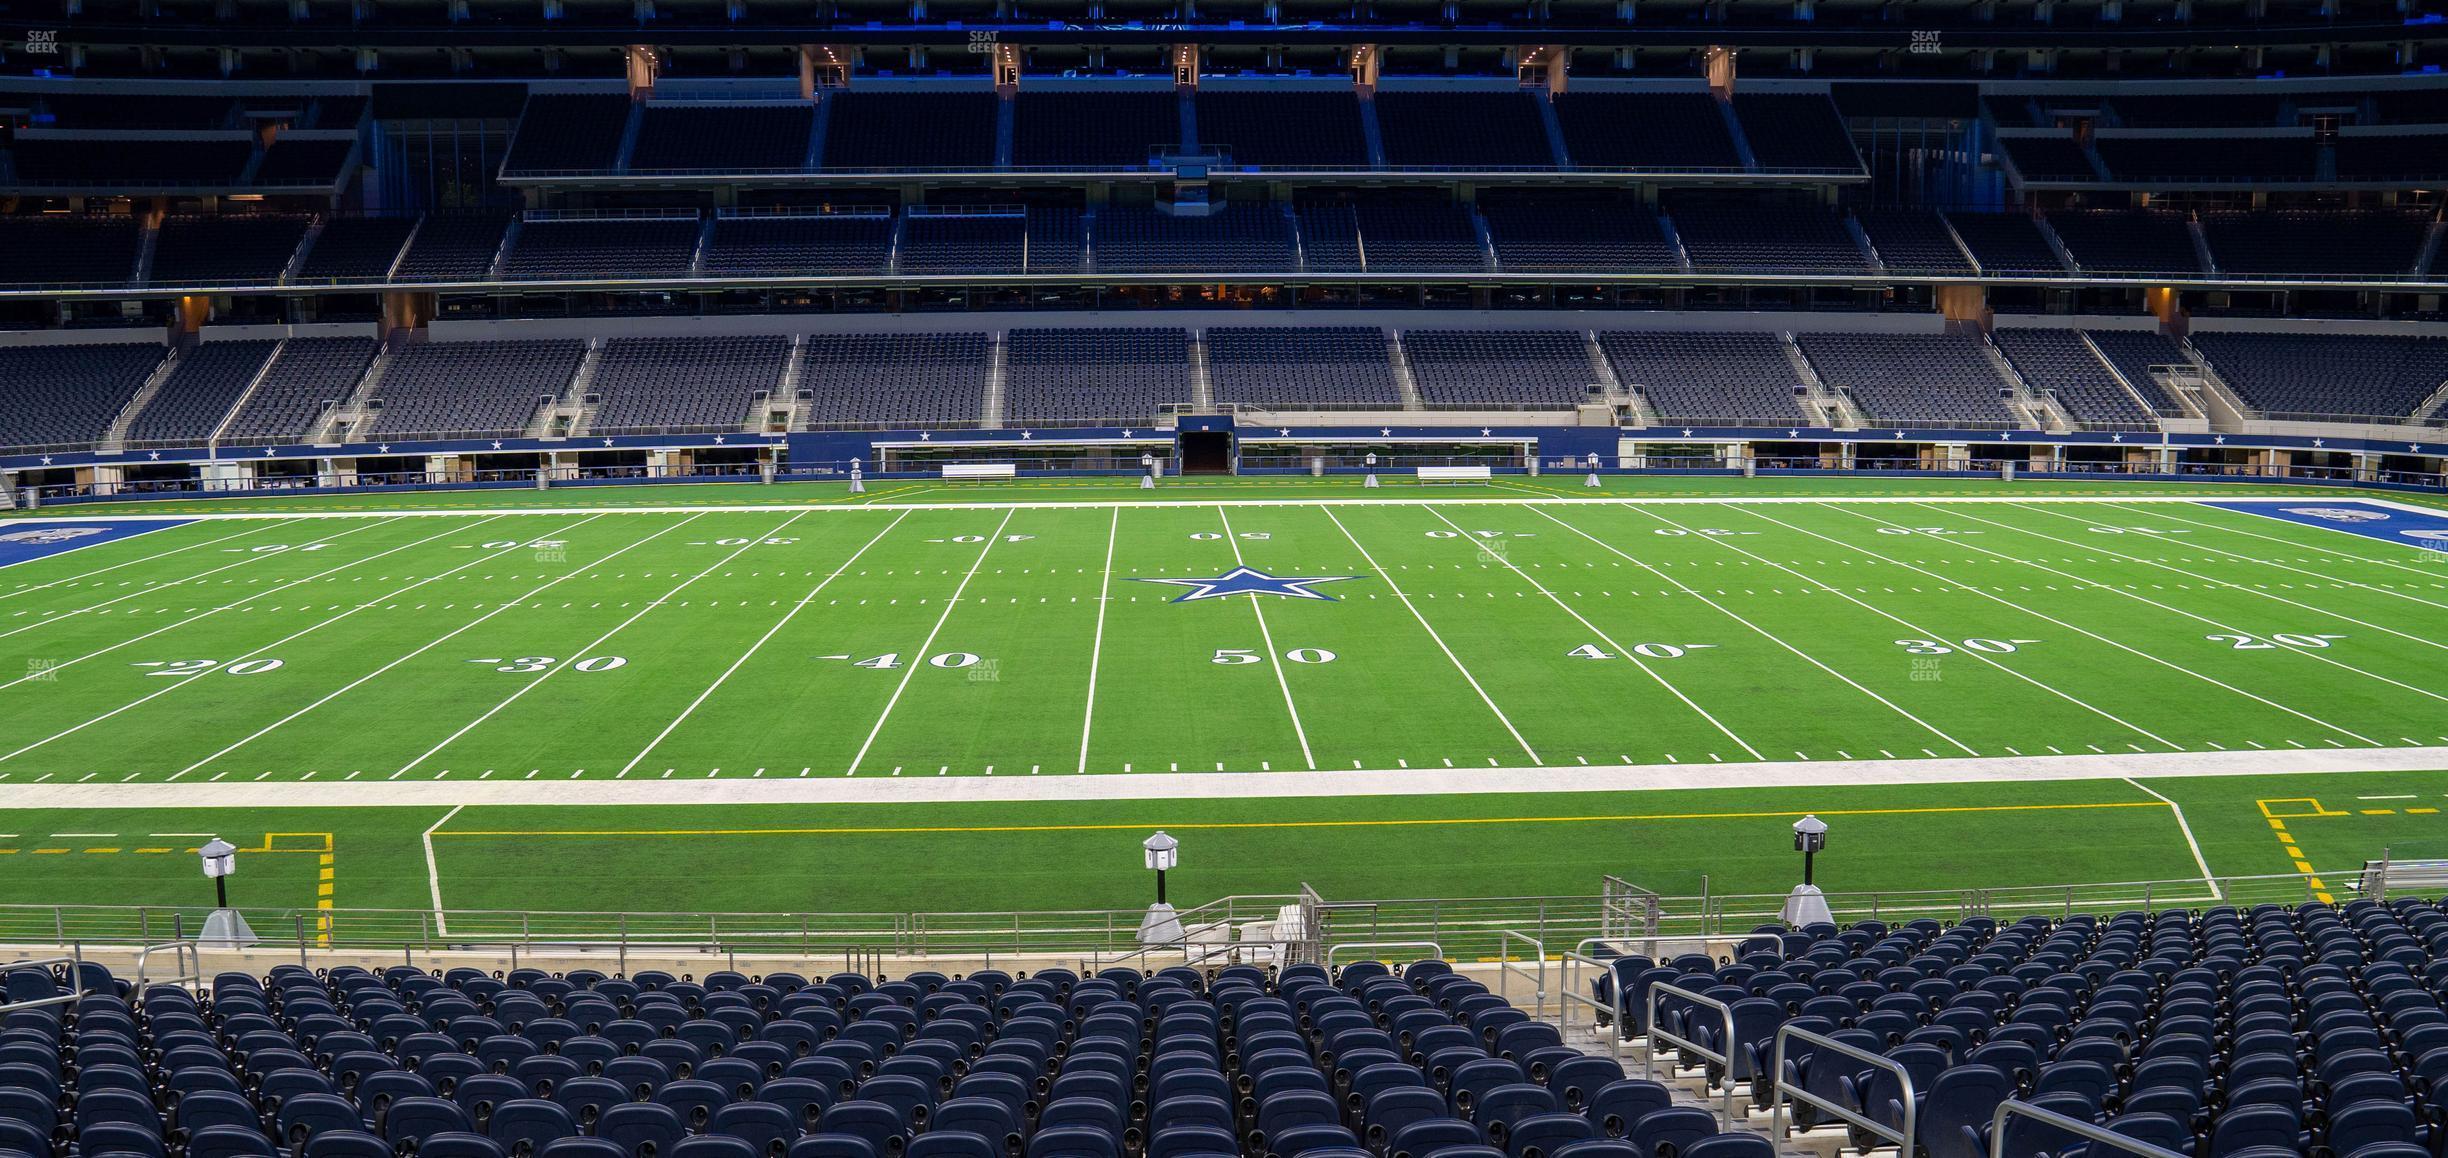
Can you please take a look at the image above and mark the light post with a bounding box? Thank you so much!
[1781,815,1834,928]
[1584,452,1603,489]
[1137,831,1184,946]
[198,838,258,949]
[1141,453,1159,490]
[1363,452,1380,490]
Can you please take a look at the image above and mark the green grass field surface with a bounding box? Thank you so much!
[2,478,2444,943]
[0,768,2441,926]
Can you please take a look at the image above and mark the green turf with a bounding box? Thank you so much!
[3,480,2444,946]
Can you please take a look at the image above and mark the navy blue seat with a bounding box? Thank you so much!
[1390,1118,1483,1158]
[1025,1127,1121,1158]
[188,1127,281,1158]
[1150,1126,1242,1158]
[674,1138,762,1158]
[1678,1136,1773,1158]
[907,1132,999,1158]
[305,1131,396,1158]
[600,1103,689,1157]
[1586,1081,1672,1139]
[420,1132,509,1158]
[536,1140,627,1158]
[1503,1113,1594,1158]
[1627,1107,1714,1158]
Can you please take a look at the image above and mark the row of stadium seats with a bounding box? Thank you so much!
[6,323,2426,450]
[2000,130,2448,184]
[9,206,2435,288]
[1600,897,2448,1158]
[494,90,1856,175]
[0,957,1774,1158]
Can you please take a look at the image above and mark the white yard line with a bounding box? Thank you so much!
[2129,503,2448,582]
[1531,505,1971,757]
[0,516,454,696]
[167,513,698,781]
[423,804,465,935]
[844,509,1017,775]
[24,492,2445,520]
[1219,506,1317,771]
[0,519,296,600]
[1739,505,2382,746]
[3,516,531,764]
[1076,506,1121,777]
[618,511,910,778]
[22,744,2448,808]
[1423,506,1763,761]
[1320,506,1541,765]
[0,517,404,642]
[2015,501,2448,629]
[2122,777,2222,898]
[1617,504,2180,750]
[1909,503,2448,705]
[396,511,813,776]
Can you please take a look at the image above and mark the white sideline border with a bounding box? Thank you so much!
[13,745,2448,809]
[4,493,2445,520]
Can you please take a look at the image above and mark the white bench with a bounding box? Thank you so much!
[1415,465,1494,485]
[2354,859,2448,897]
[940,463,1018,480]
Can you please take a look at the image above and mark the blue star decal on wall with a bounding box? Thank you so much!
[1132,566,1361,603]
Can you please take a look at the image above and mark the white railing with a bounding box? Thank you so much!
[1991,1099,2189,1158]
[1645,980,1739,1119]
[1769,1023,1918,1156]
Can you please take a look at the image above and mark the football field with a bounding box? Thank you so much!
[3,478,2447,938]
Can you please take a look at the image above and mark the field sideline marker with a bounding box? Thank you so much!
[8,745,2447,807]
[431,798,2171,838]
[24,492,2448,522]
[423,805,465,935]
[2121,777,2221,897]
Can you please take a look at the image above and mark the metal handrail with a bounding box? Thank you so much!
[1493,930,1546,1018]
[1645,980,1739,1119]
[1556,941,1632,1062]
[0,952,87,1015]
[1769,1023,1917,1156]
[131,940,202,994]
[1990,1098,2190,1158]
[1324,940,1444,969]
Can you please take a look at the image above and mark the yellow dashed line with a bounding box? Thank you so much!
[82,848,119,854]
[135,847,173,854]
[31,849,68,855]
[2412,808,2440,816]
[2362,809,2398,816]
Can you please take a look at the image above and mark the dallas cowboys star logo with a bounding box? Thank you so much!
[1133,566,1361,603]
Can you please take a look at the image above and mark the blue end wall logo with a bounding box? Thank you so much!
[2202,501,2448,552]
[0,520,196,568]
